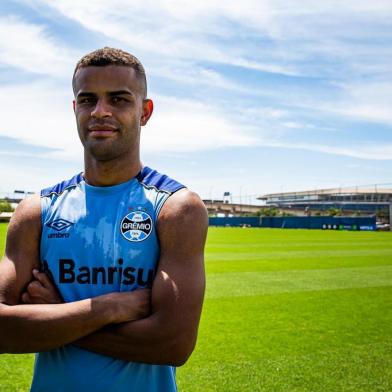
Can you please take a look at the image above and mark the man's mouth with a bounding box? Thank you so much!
[87,125,118,137]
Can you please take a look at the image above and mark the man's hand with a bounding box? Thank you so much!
[22,269,63,304]
[21,269,151,323]
[97,290,151,324]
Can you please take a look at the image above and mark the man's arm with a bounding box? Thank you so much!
[0,195,149,353]
[74,189,208,366]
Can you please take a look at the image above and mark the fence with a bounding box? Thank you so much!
[209,216,376,230]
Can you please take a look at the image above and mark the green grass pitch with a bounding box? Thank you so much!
[0,223,391,391]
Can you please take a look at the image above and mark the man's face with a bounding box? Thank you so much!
[73,65,152,162]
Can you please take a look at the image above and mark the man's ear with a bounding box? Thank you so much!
[141,99,153,126]
[73,100,76,112]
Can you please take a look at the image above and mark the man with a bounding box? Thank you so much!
[0,47,208,391]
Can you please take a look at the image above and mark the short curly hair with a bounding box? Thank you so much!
[72,47,147,97]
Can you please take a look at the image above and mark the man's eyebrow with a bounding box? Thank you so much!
[76,92,96,98]
[108,90,135,97]
[76,90,135,98]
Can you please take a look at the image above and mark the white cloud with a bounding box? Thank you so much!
[148,61,251,94]
[142,95,258,152]
[0,15,76,77]
[29,0,300,76]
[34,1,392,61]
[0,81,77,155]
[283,81,392,126]
[23,0,391,125]
[333,82,392,124]
[265,141,392,161]
[1,1,391,164]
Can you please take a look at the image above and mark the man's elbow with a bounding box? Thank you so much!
[167,349,191,367]
[165,333,197,367]
[172,353,191,367]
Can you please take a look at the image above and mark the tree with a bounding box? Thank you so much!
[327,207,342,217]
[258,207,278,217]
[0,200,14,213]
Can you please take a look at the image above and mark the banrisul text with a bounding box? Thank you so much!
[58,258,154,286]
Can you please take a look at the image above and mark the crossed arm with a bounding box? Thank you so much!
[0,189,208,366]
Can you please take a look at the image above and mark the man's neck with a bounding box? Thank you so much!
[83,155,142,187]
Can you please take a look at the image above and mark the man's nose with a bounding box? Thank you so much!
[91,99,112,118]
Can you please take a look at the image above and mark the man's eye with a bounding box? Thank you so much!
[112,97,126,103]
[78,97,93,104]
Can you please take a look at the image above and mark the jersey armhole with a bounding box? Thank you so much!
[155,186,186,221]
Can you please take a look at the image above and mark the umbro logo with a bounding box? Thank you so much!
[46,219,74,231]
[46,219,73,239]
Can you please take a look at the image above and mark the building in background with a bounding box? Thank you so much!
[258,186,391,220]
[203,199,261,217]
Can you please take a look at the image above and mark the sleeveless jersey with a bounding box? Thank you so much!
[31,166,185,392]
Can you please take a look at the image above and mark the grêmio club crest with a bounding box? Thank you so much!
[120,210,153,242]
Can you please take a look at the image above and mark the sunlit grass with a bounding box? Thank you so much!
[0,224,391,391]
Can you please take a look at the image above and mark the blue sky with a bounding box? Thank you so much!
[0,0,391,203]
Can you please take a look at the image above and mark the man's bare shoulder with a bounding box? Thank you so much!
[5,194,41,257]
[158,188,208,226]
[156,188,208,255]
[6,194,41,234]
[10,194,41,223]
